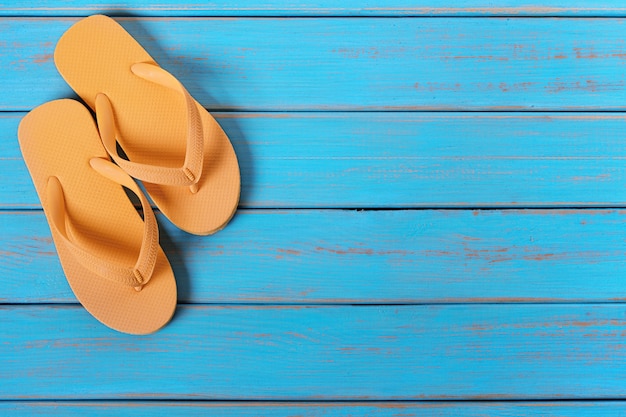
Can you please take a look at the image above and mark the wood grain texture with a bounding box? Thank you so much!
[2,304,626,399]
[2,1,626,16]
[4,1,626,408]
[2,209,626,304]
[3,401,626,416]
[3,18,626,111]
[5,112,626,208]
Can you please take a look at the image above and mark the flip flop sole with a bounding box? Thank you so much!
[18,100,177,334]
[55,15,241,235]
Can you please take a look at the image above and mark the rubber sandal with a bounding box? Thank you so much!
[54,14,241,235]
[18,99,177,335]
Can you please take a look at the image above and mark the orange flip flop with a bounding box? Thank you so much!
[18,99,177,335]
[54,15,240,235]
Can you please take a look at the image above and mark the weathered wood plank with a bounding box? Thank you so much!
[3,18,626,111]
[2,304,626,399]
[4,112,626,208]
[2,209,626,304]
[2,401,626,416]
[1,1,626,16]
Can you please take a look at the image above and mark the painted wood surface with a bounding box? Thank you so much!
[3,18,626,111]
[4,401,626,416]
[3,1,626,412]
[3,304,626,399]
[2,1,626,16]
[3,209,626,304]
[4,112,626,208]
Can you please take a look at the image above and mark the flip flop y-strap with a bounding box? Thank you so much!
[46,158,159,291]
[95,62,204,194]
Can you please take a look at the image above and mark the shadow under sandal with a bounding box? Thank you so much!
[54,14,241,235]
[18,99,177,335]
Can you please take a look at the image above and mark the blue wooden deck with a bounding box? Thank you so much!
[2,1,626,415]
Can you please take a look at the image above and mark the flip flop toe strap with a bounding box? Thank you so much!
[46,158,160,291]
[95,63,204,194]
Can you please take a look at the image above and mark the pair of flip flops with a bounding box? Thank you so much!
[18,15,240,334]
